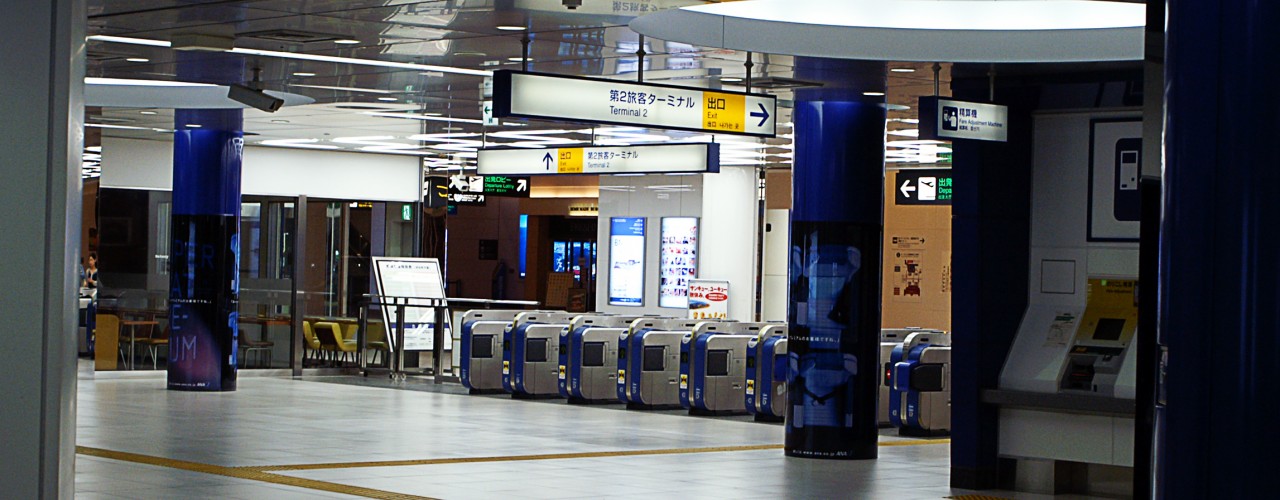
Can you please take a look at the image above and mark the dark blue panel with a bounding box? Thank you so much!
[172,123,243,217]
[1159,1,1280,497]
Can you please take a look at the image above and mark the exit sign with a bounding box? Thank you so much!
[895,169,953,205]
[402,204,413,221]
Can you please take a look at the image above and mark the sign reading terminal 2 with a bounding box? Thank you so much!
[493,70,777,138]
[478,143,719,176]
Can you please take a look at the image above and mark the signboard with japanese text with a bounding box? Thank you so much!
[371,257,449,351]
[493,70,777,138]
[919,96,1008,142]
[894,169,953,205]
[687,279,729,320]
[608,217,646,306]
[478,143,718,176]
[448,174,530,198]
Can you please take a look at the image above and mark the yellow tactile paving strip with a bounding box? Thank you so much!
[78,438,950,499]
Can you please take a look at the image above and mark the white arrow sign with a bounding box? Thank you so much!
[900,179,916,198]
[516,178,528,192]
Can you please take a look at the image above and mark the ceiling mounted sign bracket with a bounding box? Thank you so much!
[521,33,531,72]
[744,51,754,92]
[636,35,647,83]
[932,62,941,97]
[988,63,996,102]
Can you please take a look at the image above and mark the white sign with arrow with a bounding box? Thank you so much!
[494,70,776,138]
[478,143,719,176]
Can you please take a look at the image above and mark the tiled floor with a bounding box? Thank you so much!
[74,364,1100,499]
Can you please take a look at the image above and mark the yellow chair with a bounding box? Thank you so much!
[336,323,361,365]
[94,314,121,371]
[311,321,345,366]
[302,320,322,365]
[366,321,389,365]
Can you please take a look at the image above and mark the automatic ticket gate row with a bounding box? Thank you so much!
[619,318,703,409]
[459,309,528,394]
[681,322,778,415]
[560,315,639,403]
[745,325,789,421]
[888,330,952,435]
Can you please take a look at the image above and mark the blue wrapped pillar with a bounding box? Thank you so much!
[785,58,886,459]
[1157,1,1280,496]
[167,109,243,391]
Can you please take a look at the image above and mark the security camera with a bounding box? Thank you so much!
[227,83,284,113]
[563,0,582,9]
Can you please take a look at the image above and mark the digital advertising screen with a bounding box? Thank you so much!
[659,217,698,308]
[608,217,646,306]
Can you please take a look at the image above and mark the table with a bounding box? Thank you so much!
[120,320,158,370]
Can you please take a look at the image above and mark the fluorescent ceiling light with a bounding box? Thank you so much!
[290,84,394,94]
[88,35,491,77]
[85,123,171,132]
[496,25,526,31]
[863,91,885,96]
[186,124,202,128]
[507,57,530,62]
[333,39,360,44]
[259,138,340,150]
[377,97,398,101]
[125,57,149,63]
[890,68,915,73]
[720,77,743,82]
[86,77,209,87]
[292,72,316,77]
[139,110,158,115]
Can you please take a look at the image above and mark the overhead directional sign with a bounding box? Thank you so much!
[478,143,719,176]
[894,169,953,205]
[449,174,530,198]
[493,70,776,138]
[919,96,1008,142]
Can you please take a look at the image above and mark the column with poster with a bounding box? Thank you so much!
[372,257,448,351]
[608,218,646,306]
[687,279,729,320]
[659,217,699,308]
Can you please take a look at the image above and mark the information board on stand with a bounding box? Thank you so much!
[687,279,729,320]
[371,257,449,351]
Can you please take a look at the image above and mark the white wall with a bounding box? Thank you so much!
[594,166,760,321]
[596,173,703,317]
[101,137,421,202]
[698,166,761,322]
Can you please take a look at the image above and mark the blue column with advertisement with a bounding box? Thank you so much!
[167,108,243,391]
[785,58,886,459]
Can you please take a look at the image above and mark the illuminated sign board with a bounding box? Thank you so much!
[478,143,717,176]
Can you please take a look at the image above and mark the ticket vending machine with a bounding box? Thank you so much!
[888,331,952,435]
[880,328,945,425]
[502,311,575,394]
[746,324,789,421]
[679,322,772,414]
[459,310,527,394]
[560,315,638,403]
[617,318,697,406]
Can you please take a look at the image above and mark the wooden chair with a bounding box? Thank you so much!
[137,325,169,370]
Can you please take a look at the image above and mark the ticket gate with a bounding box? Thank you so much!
[888,331,952,435]
[459,310,527,394]
[624,330,689,409]
[559,315,637,403]
[680,322,772,414]
[617,318,698,405]
[745,324,789,421]
[502,311,576,394]
[879,328,944,425]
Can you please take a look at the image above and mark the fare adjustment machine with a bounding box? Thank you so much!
[1058,280,1139,395]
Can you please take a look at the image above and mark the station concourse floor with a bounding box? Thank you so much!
[74,362,1102,499]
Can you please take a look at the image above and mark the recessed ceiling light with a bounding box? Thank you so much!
[292,72,316,77]
[377,97,398,101]
[890,68,916,73]
[496,25,526,31]
[333,39,360,44]
[139,110,157,115]
[863,91,885,96]
[125,57,149,63]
